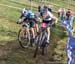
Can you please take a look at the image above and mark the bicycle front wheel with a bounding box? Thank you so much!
[40,32,48,55]
[17,28,30,48]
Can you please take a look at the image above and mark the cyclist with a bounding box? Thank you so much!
[25,10,37,42]
[41,8,58,44]
[18,8,40,44]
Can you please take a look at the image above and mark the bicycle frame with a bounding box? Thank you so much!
[40,27,48,46]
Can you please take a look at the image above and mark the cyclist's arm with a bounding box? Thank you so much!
[47,11,54,18]
[48,11,58,23]
[20,13,25,18]
[53,16,58,24]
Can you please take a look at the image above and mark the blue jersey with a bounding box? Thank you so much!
[27,11,35,19]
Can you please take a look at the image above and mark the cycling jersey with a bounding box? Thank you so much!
[44,11,54,20]
[23,17,36,27]
[23,11,36,27]
[42,10,54,25]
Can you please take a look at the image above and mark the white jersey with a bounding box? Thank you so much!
[44,11,54,21]
[47,11,54,18]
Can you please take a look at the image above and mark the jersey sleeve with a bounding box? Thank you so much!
[47,11,54,18]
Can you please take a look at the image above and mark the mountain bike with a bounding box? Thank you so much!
[17,22,33,48]
[33,21,54,58]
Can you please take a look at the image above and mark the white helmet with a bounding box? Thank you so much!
[22,8,28,16]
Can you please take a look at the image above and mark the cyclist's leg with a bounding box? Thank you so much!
[35,23,39,35]
[21,26,26,38]
[46,27,50,44]
[30,28,35,38]
[30,22,35,40]
[35,18,41,33]
[21,21,28,38]
[44,20,50,44]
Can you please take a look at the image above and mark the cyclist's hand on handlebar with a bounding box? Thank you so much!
[16,21,21,24]
[52,16,58,24]
[16,21,22,24]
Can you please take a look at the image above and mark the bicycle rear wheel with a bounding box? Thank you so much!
[18,28,30,48]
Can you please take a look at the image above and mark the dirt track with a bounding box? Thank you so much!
[0,40,61,64]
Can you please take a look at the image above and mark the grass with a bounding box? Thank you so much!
[0,5,21,21]
[0,17,20,42]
